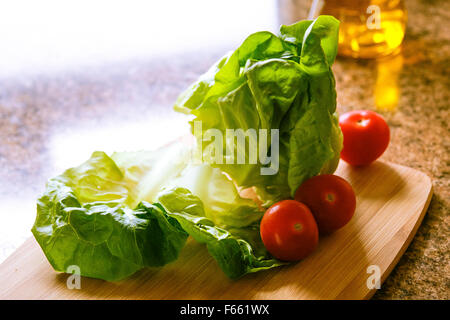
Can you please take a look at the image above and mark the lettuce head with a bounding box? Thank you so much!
[32,16,342,281]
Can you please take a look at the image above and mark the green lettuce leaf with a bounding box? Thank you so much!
[157,187,285,279]
[174,16,342,204]
[32,151,189,281]
[159,162,263,228]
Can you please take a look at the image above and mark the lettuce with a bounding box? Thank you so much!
[32,151,189,281]
[32,16,341,281]
[156,187,285,278]
[32,146,283,280]
[175,15,342,204]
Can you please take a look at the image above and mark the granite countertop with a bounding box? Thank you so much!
[0,0,448,299]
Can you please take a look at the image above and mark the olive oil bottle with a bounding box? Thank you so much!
[313,0,407,58]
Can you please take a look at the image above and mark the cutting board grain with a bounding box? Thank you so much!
[0,160,432,300]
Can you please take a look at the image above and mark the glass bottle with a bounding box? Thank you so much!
[312,0,407,59]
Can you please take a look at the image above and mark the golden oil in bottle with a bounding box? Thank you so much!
[318,0,407,58]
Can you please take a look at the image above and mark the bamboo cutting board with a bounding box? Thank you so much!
[0,160,432,300]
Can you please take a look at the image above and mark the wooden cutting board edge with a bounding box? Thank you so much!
[363,175,433,300]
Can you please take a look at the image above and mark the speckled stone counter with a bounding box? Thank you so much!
[0,0,448,299]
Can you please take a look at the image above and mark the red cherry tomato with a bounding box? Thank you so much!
[294,174,356,234]
[339,110,390,166]
[260,200,319,261]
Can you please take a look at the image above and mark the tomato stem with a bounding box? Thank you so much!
[326,193,335,202]
[357,118,370,127]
